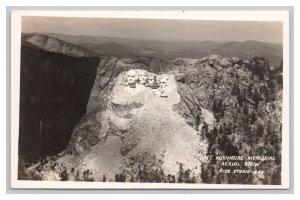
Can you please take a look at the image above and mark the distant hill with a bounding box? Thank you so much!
[216,40,283,66]
[79,42,136,57]
[22,33,99,58]
[28,32,283,67]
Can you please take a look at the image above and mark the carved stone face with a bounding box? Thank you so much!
[126,70,137,85]
[138,70,148,85]
[148,73,155,86]
[159,75,169,89]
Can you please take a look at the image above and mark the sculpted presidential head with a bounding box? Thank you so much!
[138,70,148,85]
[159,75,169,89]
[126,70,138,85]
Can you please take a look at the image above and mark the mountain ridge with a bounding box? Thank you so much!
[22,33,99,58]
[26,32,282,45]
[22,32,282,67]
[41,32,283,67]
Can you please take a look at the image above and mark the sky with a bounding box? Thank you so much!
[22,16,283,44]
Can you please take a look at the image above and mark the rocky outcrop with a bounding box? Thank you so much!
[64,56,214,155]
[54,71,208,181]
[64,53,281,155]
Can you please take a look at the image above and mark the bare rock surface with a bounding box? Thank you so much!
[50,73,207,181]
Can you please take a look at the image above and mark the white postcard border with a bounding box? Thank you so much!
[10,10,290,189]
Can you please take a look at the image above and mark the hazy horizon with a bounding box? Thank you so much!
[22,17,283,44]
[22,31,283,45]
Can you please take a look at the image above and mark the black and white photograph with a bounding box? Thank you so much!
[10,10,290,189]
